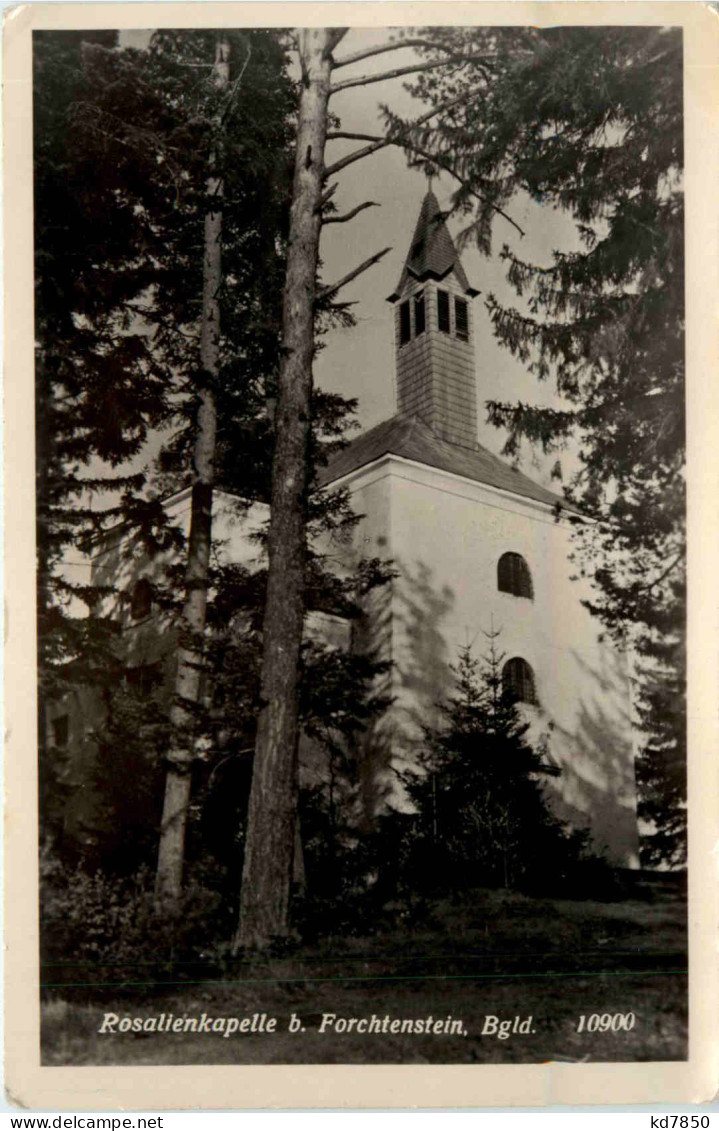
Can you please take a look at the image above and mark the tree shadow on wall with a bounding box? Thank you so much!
[545,646,640,867]
[352,558,642,870]
[391,559,456,776]
[350,562,399,826]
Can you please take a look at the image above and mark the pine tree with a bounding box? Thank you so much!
[190,553,393,903]
[235,26,521,947]
[404,635,564,892]
[34,28,293,883]
[36,29,398,908]
[152,31,230,911]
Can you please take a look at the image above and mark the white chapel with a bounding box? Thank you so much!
[317,190,640,866]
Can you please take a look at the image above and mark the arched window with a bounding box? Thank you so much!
[497,552,533,599]
[130,578,153,621]
[502,658,538,705]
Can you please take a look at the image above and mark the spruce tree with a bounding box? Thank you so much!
[34,26,296,694]
[390,26,685,864]
[35,29,395,907]
[34,30,176,850]
[34,27,293,876]
[404,635,564,892]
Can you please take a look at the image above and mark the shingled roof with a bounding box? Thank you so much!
[387,190,479,302]
[320,414,576,513]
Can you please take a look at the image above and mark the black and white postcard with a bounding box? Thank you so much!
[4,1,718,1110]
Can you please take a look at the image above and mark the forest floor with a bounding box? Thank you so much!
[41,876,687,1066]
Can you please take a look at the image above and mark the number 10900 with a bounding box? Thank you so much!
[576,1012,636,1033]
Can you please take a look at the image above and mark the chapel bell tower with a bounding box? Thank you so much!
[387,190,480,450]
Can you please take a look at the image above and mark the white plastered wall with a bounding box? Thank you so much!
[337,455,639,867]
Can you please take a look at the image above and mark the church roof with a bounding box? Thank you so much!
[320,413,577,513]
[387,190,479,302]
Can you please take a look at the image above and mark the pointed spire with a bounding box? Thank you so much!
[387,189,479,303]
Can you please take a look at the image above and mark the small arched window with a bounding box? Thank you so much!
[502,658,538,705]
[497,552,533,599]
[130,578,153,621]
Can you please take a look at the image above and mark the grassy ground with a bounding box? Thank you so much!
[41,880,687,1066]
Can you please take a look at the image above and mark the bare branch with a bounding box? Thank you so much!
[331,57,463,95]
[325,139,386,178]
[327,131,382,143]
[317,182,339,211]
[319,246,392,301]
[323,201,379,225]
[324,92,474,177]
[325,119,526,239]
[332,37,476,70]
[332,38,502,71]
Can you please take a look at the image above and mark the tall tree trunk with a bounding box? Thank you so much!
[154,35,230,911]
[235,28,345,949]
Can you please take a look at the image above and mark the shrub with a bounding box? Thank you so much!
[39,849,233,999]
[395,638,613,899]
